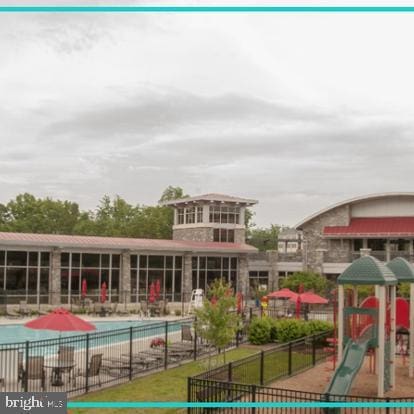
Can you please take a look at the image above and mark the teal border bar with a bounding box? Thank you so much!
[3,6,414,12]
[67,402,414,408]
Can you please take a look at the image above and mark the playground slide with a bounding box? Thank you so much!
[325,338,370,396]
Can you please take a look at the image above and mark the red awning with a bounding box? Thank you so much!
[324,217,414,237]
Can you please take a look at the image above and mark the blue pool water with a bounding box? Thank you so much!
[0,319,172,345]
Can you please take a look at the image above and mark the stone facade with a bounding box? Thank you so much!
[183,253,193,303]
[301,204,351,272]
[49,248,61,305]
[120,251,131,304]
[173,227,214,242]
[238,254,249,295]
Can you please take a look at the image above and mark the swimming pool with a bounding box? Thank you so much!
[0,319,172,345]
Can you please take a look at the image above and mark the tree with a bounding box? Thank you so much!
[158,186,188,203]
[194,279,240,367]
[281,271,330,295]
[247,224,281,251]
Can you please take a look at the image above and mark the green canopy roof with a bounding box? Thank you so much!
[387,257,414,283]
[338,256,397,286]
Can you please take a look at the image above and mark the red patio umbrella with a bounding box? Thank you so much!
[267,288,298,300]
[100,281,107,304]
[81,278,87,298]
[155,279,161,300]
[149,282,156,304]
[290,291,329,305]
[25,308,96,332]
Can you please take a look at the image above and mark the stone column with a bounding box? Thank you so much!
[120,251,131,305]
[266,250,279,291]
[238,254,249,296]
[386,239,391,262]
[183,253,193,304]
[49,248,61,306]
[315,249,326,275]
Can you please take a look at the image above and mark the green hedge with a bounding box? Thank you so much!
[248,317,333,345]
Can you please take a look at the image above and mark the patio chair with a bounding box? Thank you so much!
[19,301,30,317]
[57,346,75,384]
[75,353,102,387]
[22,356,46,391]
[140,301,149,318]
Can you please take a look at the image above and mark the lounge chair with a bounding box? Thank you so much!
[6,308,21,319]
[75,353,102,387]
[57,346,75,384]
[22,356,46,391]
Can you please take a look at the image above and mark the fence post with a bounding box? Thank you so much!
[129,326,133,381]
[85,333,90,393]
[251,384,256,414]
[228,362,232,382]
[288,342,292,376]
[386,397,390,414]
[260,351,264,385]
[24,341,29,392]
[249,307,253,321]
[187,377,192,414]
[193,317,198,361]
[164,321,168,370]
[312,334,316,366]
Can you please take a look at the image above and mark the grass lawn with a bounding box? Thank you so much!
[69,347,257,414]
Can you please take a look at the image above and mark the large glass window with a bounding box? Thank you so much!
[0,250,50,304]
[61,253,121,304]
[209,205,240,224]
[176,206,203,225]
[192,256,238,293]
[131,255,183,303]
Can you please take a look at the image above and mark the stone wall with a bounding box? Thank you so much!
[301,204,351,272]
[234,229,246,243]
[173,227,214,242]
[49,248,61,305]
[182,253,193,303]
[121,251,131,304]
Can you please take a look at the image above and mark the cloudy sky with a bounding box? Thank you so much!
[2,1,414,227]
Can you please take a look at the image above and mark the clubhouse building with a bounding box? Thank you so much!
[3,192,414,307]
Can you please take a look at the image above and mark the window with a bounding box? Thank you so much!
[196,206,203,223]
[1,250,50,305]
[249,271,269,294]
[131,255,183,302]
[278,242,286,253]
[177,208,184,224]
[213,228,235,242]
[61,253,121,304]
[192,256,238,292]
[185,207,196,224]
[209,205,240,224]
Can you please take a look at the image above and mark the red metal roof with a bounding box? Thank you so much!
[0,232,257,253]
[324,217,414,237]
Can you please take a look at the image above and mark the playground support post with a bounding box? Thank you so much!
[378,285,386,398]
[390,285,396,389]
[337,285,344,363]
[410,283,414,378]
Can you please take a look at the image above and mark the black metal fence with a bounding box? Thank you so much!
[248,305,334,322]
[0,317,247,397]
[192,330,332,386]
[188,379,414,413]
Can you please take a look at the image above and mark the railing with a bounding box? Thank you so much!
[188,379,414,413]
[0,317,248,397]
[248,306,334,322]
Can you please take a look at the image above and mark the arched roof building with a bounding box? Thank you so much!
[290,193,414,277]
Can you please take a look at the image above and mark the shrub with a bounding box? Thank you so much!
[174,309,182,316]
[150,337,165,348]
[306,320,333,335]
[248,317,272,344]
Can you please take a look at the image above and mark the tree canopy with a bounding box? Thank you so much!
[281,271,331,295]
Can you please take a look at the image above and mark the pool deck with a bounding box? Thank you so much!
[0,314,190,326]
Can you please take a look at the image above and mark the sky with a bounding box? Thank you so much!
[2,1,414,227]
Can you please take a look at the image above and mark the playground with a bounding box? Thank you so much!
[274,254,414,400]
